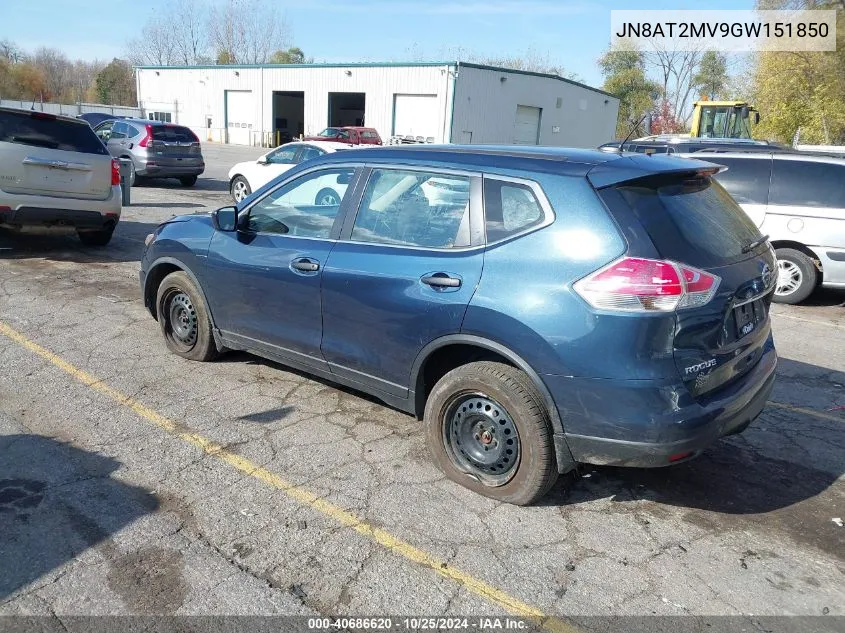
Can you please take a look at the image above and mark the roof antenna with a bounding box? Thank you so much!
[602,114,648,154]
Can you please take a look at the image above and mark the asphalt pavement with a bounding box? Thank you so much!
[0,143,842,632]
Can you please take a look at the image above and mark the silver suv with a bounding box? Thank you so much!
[680,149,845,304]
[0,106,121,246]
[94,119,204,187]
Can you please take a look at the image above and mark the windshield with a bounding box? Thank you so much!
[699,106,753,139]
[317,127,340,137]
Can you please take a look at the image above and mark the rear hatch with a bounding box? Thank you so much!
[148,125,202,163]
[596,170,776,399]
[0,109,113,201]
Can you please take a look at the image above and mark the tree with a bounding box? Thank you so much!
[126,0,209,66]
[208,0,290,64]
[32,48,75,102]
[693,51,728,100]
[599,48,661,137]
[95,59,137,106]
[0,39,24,63]
[269,47,306,64]
[10,63,50,101]
[642,46,702,124]
[650,99,683,134]
[751,0,845,143]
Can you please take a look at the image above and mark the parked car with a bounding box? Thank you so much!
[78,112,124,127]
[599,137,789,155]
[304,126,382,146]
[227,141,351,203]
[93,119,204,187]
[0,106,121,246]
[678,149,845,304]
[140,146,777,505]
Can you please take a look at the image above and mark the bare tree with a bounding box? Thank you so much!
[32,48,74,101]
[0,39,24,63]
[208,0,290,64]
[127,15,178,66]
[171,0,209,64]
[643,45,703,123]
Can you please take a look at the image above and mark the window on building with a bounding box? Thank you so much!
[147,111,172,123]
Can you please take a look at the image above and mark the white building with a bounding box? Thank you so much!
[135,62,619,148]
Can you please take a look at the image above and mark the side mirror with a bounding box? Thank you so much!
[257,155,269,165]
[754,112,761,124]
[213,206,238,232]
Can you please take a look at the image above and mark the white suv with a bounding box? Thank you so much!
[0,107,121,246]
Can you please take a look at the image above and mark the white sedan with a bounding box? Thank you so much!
[227,141,351,203]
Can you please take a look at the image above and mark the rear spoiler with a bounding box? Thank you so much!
[587,153,727,189]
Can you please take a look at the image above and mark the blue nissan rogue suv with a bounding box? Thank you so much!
[140,146,778,505]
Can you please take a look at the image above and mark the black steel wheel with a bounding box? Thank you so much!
[425,361,559,505]
[156,271,218,361]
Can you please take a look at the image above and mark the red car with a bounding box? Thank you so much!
[304,126,382,145]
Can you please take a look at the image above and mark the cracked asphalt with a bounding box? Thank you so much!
[0,144,843,630]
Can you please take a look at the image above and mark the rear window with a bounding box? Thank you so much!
[151,125,199,142]
[0,110,108,155]
[601,174,763,267]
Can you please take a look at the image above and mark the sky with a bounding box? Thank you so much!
[2,0,754,88]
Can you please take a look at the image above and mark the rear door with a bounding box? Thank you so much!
[598,172,776,399]
[149,125,202,168]
[321,166,484,397]
[0,109,113,201]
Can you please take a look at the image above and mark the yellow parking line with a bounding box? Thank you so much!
[0,320,575,633]
[767,401,844,424]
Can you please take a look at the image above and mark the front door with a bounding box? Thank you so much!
[321,167,484,396]
[205,166,357,366]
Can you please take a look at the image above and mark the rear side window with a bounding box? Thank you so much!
[770,159,845,208]
[484,179,545,242]
[711,156,772,205]
[361,131,378,138]
[0,110,108,155]
[601,174,763,267]
[151,125,198,142]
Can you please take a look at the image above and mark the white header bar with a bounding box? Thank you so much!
[610,10,837,52]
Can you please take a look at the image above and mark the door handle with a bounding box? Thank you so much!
[291,257,320,272]
[421,273,461,288]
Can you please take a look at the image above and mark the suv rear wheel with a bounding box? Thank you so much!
[424,361,559,505]
[156,271,218,361]
[774,248,817,304]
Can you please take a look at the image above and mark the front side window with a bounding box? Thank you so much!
[318,128,339,137]
[351,169,471,248]
[246,168,354,237]
[484,179,545,242]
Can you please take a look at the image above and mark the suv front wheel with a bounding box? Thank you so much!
[424,361,559,505]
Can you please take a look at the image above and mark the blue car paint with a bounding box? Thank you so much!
[141,145,777,472]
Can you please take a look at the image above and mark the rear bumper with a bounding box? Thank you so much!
[138,160,205,178]
[545,334,777,467]
[0,187,121,229]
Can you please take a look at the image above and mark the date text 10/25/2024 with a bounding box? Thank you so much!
[307,617,535,630]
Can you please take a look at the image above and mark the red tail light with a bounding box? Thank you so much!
[574,257,720,313]
[111,159,121,186]
[138,124,153,147]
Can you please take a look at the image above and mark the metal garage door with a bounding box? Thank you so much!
[393,94,438,140]
[513,105,542,145]
[225,90,254,145]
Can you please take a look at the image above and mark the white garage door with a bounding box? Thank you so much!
[393,94,438,140]
[513,105,542,145]
[226,90,254,145]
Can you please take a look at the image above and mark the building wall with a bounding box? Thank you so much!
[450,65,620,148]
[136,64,454,146]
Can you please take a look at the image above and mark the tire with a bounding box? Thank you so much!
[773,248,817,305]
[230,176,251,203]
[77,228,114,246]
[155,271,218,362]
[179,175,198,187]
[424,361,559,505]
[314,187,340,206]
